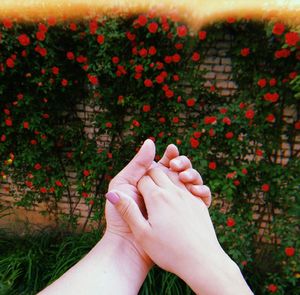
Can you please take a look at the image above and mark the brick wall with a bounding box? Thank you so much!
[0,34,297,233]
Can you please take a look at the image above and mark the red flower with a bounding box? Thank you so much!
[240,48,250,56]
[34,163,42,170]
[5,118,12,126]
[175,43,183,50]
[227,17,236,23]
[219,108,227,114]
[159,117,166,124]
[285,32,300,46]
[264,92,279,103]
[193,131,202,138]
[275,48,291,58]
[47,17,56,26]
[112,56,119,64]
[190,137,199,148]
[172,53,181,63]
[30,139,37,145]
[23,122,29,129]
[242,168,248,175]
[87,74,99,85]
[295,121,300,130]
[269,78,277,86]
[285,247,295,257]
[132,120,140,127]
[148,46,157,55]
[126,31,136,41]
[36,31,45,41]
[137,15,148,26]
[3,19,13,29]
[38,23,48,33]
[143,105,151,112]
[165,89,174,98]
[289,72,297,80]
[6,58,14,68]
[66,52,75,60]
[18,34,30,46]
[204,116,217,125]
[105,122,112,128]
[1,134,6,142]
[89,20,98,34]
[266,114,275,123]
[208,162,217,170]
[144,79,153,87]
[261,184,270,192]
[222,117,231,125]
[173,117,179,123]
[192,52,200,61]
[52,67,59,75]
[272,23,285,35]
[177,25,188,37]
[257,78,267,88]
[55,180,63,187]
[82,192,89,198]
[256,149,263,156]
[156,75,164,84]
[198,30,207,40]
[148,22,159,33]
[139,48,148,57]
[83,170,90,177]
[267,284,278,293]
[40,187,47,193]
[245,109,255,119]
[173,74,179,81]
[225,132,233,139]
[187,98,196,107]
[61,79,68,87]
[69,23,77,31]
[226,217,235,227]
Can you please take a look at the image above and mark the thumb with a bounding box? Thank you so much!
[105,190,150,236]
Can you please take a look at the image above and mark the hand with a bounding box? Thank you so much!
[106,139,210,267]
[110,168,253,295]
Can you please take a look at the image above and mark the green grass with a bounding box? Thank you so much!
[0,229,193,295]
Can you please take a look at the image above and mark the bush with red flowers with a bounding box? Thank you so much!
[0,16,299,294]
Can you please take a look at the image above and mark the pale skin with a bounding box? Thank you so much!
[39,139,211,294]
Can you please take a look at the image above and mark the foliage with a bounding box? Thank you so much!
[0,15,299,294]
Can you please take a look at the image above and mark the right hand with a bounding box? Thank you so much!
[110,168,253,295]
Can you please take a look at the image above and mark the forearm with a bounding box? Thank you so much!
[178,250,253,295]
[39,232,150,295]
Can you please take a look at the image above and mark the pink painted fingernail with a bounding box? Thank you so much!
[105,192,120,205]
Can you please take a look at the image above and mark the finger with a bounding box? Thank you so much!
[114,139,155,186]
[169,155,192,171]
[138,175,162,209]
[158,144,179,168]
[147,168,176,189]
[105,190,151,236]
[186,184,212,207]
[179,168,203,185]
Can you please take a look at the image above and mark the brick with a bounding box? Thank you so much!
[216,81,228,89]
[228,81,237,89]
[213,65,225,72]
[220,89,232,96]
[224,65,232,73]
[203,72,216,79]
[203,57,220,64]
[216,42,231,49]
[216,73,230,80]
[221,58,231,65]
[199,64,212,71]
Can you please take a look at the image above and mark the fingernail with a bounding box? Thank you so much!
[105,192,120,205]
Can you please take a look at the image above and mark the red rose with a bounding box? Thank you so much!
[269,78,277,86]
[164,56,172,64]
[38,23,48,33]
[257,78,267,88]
[295,121,300,130]
[175,43,183,50]
[240,48,250,56]
[144,79,153,87]
[208,162,217,170]
[55,180,63,187]
[77,55,87,63]
[173,117,179,123]
[177,25,188,37]
[112,56,119,64]
[266,114,275,123]
[222,117,231,125]
[192,52,200,62]
[87,74,99,85]
[143,105,151,112]
[256,149,263,156]
[289,72,297,80]
[132,120,140,127]
[30,139,37,145]
[186,98,196,107]
[47,17,56,26]
[285,247,295,257]
[40,187,47,193]
[66,52,75,60]
[1,134,6,142]
[242,168,248,175]
[267,284,277,293]
[204,116,217,125]
[36,31,45,41]
[34,163,42,170]
[61,79,68,87]
[165,89,174,98]
[135,65,144,73]
[83,170,90,177]
[52,67,59,75]
[69,23,77,31]
[105,122,112,128]
[156,62,164,70]
[261,183,270,192]
[156,75,164,84]
[89,20,98,34]
[198,30,207,40]
[6,58,14,68]
[226,217,235,227]
[82,192,89,198]
[139,48,148,57]
[219,108,228,114]
[148,46,157,55]
[285,32,300,46]
[245,109,255,119]
[275,48,290,58]
[137,15,148,26]
[159,117,166,124]
[272,23,285,35]
[264,92,279,103]
[148,22,159,33]
[3,19,13,29]
[190,137,199,148]
[18,34,30,46]
[23,122,29,129]
[225,132,234,139]
[96,34,105,44]
[227,17,236,23]
[173,74,179,81]
[5,118,12,126]
[172,53,181,63]
[193,131,202,138]
[126,31,136,41]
